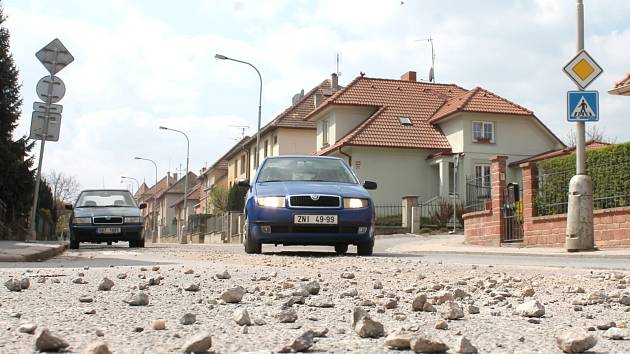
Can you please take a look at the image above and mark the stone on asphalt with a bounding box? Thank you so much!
[221,286,245,303]
[275,307,298,323]
[354,316,385,338]
[80,341,113,354]
[124,292,149,306]
[409,335,449,353]
[515,300,545,318]
[183,332,213,353]
[522,287,535,297]
[603,327,625,340]
[457,337,478,354]
[280,330,315,353]
[183,282,200,292]
[79,295,93,303]
[373,280,383,289]
[555,330,598,353]
[35,329,69,352]
[4,278,21,292]
[435,320,448,329]
[180,313,197,325]
[412,293,427,311]
[468,305,480,314]
[19,277,30,290]
[620,295,630,306]
[152,319,166,330]
[384,331,412,349]
[341,272,355,279]
[216,270,231,279]
[233,308,252,326]
[98,277,114,291]
[442,301,465,320]
[17,323,37,334]
[301,280,320,295]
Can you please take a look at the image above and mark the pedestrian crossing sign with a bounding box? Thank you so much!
[567,90,599,122]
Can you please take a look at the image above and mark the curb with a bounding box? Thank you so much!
[394,249,630,259]
[0,243,67,262]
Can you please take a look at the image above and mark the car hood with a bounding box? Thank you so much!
[73,207,142,218]
[254,182,371,199]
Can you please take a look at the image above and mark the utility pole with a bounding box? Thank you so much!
[565,0,594,252]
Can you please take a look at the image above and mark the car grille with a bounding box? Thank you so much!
[289,195,340,208]
[271,225,358,234]
[93,216,123,225]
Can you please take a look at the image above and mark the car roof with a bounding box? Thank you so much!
[264,155,342,160]
[79,189,133,193]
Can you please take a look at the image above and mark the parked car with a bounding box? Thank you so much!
[66,189,146,249]
[239,156,377,255]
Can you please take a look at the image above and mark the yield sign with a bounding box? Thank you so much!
[35,38,74,75]
[562,50,603,90]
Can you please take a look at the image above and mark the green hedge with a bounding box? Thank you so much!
[227,184,248,212]
[536,142,630,216]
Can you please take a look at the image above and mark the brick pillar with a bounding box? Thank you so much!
[521,162,538,244]
[490,156,507,245]
[401,195,419,228]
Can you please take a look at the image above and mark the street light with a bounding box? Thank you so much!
[159,126,190,245]
[214,53,263,167]
[120,175,140,194]
[134,156,158,244]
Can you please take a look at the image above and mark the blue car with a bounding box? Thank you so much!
[239,156,377,255]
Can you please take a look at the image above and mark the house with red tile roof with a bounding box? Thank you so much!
[223,74,341,187]
[196,155,229,215]
[305,71,565,206]
[609,73,630,96]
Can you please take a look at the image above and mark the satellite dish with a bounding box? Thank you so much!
[291,89,305,105]
[429,67,435,83]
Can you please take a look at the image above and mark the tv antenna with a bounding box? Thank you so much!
[230,124,250,140]
[415,37,435,82]
[336,53,342,77]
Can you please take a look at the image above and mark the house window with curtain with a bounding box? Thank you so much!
[472,121,495,143]
[475,165,491,188]
[240,155,246,174]
[322,119,329,145]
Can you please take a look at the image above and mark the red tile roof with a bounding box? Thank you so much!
[430,87,532,123]
[509,140,611,167]
[614,73,630,88]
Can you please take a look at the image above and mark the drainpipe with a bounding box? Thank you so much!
[338,146,352,166]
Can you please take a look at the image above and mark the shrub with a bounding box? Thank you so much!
[227,184,248,212]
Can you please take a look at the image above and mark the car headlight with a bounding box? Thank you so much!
[256,196,285,208]
[344,198,369,209]
[125,216,143,224]
[73,217,92,224]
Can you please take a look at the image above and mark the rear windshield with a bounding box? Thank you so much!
[76,190,137,208]
[257,157,358,184]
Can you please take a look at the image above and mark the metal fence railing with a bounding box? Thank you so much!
[374,205,403,226]
[536,158,630,216]
[418,196,464,228]
[465,176,491,212]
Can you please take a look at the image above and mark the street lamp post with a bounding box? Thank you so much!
[159,126,190,245]
[134,157,158,243]
[215,54,263,168]
[120,176,140,194]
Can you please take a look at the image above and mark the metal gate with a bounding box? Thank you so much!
[503,183,523,242]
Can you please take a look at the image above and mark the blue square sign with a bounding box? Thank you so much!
[567,90,599,122]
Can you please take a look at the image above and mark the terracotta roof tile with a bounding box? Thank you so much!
[430,87,532,123]
[614,73,630,88]
[310,76,467,151]
[509,140,611,167]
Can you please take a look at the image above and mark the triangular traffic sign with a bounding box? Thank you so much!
[570,96,595,118]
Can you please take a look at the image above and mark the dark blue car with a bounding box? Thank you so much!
[239,156,377,255]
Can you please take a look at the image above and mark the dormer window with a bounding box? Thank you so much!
[399,116,413,126]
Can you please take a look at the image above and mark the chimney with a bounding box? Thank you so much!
[167,172,171,186]
[331,73,339,90]
[401,71,417,82]
[173,173,178,181]
[314,92,323,107]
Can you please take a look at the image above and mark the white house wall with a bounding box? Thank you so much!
[316,106,376,150]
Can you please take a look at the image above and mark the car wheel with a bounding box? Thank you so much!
[357,239,374,256]
[129,240,136,248]
[334,244,348,255]
[69,237,79,250]
[137,238,145,248]
[243,218,261,254]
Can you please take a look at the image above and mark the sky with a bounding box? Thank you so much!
[4,0,630,192]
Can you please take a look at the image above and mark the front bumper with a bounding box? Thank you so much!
[70,224,144,242]
[248,206,374,246]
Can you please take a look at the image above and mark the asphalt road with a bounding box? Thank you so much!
[2,236,628,271]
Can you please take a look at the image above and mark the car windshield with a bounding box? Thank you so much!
[257,157,358,184]
[76,190,138,208]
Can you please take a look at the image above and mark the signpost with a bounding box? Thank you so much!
[567,91,599,122]
[562,0,601,252]
[28,38,74,241]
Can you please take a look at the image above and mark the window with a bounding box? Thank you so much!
[273,135,278,145]
[322,119,329,145]
[240,155,246,174]
[233,161,238,178]
[399,116,412,126]
[475,165,491,188]
[264,140,269,157]
[472,121,494,143]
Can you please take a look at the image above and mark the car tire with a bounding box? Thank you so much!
[357,239,374,256]
[243,218,261,254]
[129,240,136,248]
[137,238,145,248]
[334,244,348,255]
[69,237,79,250]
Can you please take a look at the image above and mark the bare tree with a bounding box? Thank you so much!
[46,170,81,205]
[565,124,617,146]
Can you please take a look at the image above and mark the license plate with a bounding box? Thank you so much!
[96,227,121,234]
[294,215,338,225]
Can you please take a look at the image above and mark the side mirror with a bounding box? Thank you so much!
[64,204,73,210]
[363,181,377,190]
[139,203,147,210]
[237,179,250,188]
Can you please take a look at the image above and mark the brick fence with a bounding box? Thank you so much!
[463,156,630,248]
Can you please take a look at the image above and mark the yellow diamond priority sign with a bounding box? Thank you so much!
[563,50,603,90]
